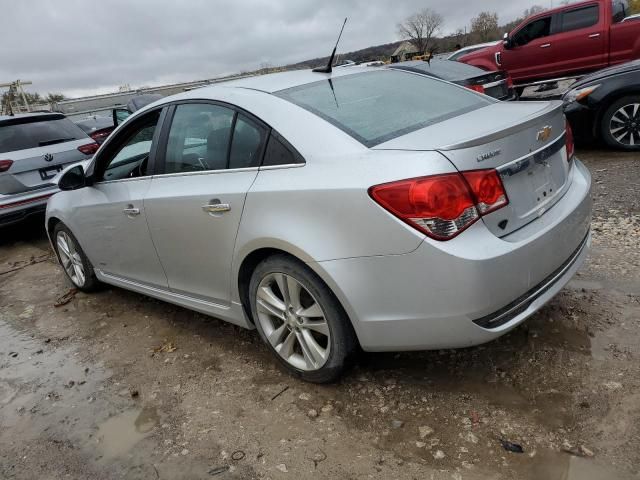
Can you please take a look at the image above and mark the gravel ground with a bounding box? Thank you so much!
[1,148,639,480]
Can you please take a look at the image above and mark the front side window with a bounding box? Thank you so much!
[513,17,552,46]
[99,111,160,181]
[561,5,599,32]
[276,70,490,147]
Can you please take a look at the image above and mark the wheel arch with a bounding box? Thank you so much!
[235,245,362,347]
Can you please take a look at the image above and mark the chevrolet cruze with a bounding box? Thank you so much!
[46,66,591,382]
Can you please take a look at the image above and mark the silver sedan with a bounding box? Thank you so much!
[46,66,591,382]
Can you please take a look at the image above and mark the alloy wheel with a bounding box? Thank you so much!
[56,231,86,287]
[609,103,640,147]
[255,273,330,371]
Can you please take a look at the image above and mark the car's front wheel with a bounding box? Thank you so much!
[52,223,99,292]
[601,96,640,151]
[249,255,356,383]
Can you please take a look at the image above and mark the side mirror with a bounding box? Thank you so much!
[58,165,87,191]
[503,32,512,49]
[112,108,131,127]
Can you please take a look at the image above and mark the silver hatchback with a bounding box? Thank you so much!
[46,67,591,382]
[0,113,98,226]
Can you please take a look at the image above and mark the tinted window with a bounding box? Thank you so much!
[396,60,485,81]
[263,132,303,166]
[275,70,490,147]
[0,116,88,154]
[100,111,159,181]
[513,17,552,46]
[561,5,599,32]
[228,115,266,169]
[164,104,234,173]
[612,0,628,22]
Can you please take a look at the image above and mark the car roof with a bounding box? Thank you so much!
[0,112,63,123]
[216,65,385,94]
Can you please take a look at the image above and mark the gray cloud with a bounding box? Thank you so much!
[1,0,539,98]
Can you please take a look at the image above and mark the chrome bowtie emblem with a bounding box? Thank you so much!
[44,153,54,162]
[536,125,553,142]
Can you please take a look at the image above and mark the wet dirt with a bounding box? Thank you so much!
[0,148,639,479]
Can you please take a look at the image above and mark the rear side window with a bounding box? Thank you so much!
[262,132,304,166]
[228,115,266,169]
[275,70,490,147]
[0,116,88,154]
[513,17,552,46]
[561,5,599,32]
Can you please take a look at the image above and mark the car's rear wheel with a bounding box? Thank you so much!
[601,96,640,151]
[249,255,356,383]
[53,223,98,292]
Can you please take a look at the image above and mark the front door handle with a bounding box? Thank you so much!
[123,206,140,216]
[202,203,231,214]
[589,33,601,38]
[540,43,551,48]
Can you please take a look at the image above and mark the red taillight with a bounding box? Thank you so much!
[565,120,575,161]
[369,170,508,241]
[78,142,100,155]
[90,130,111,143]
[466,84,485,94]
[0,159,13,172]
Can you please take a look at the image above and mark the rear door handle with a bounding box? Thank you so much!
[123,206,140,216]
[202,203,231,214]
[540,43,551,48]
[589,33,601,38]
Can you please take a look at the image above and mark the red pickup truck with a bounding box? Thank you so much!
[459,0,640,89]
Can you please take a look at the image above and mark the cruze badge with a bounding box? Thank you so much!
[536,126,553,142]
[44,153,54,162]
[477,149,501,163]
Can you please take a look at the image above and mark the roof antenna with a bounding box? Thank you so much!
[313,17,348,73]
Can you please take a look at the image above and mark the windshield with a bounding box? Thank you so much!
[0,116,88,154]
[275,70,491,147]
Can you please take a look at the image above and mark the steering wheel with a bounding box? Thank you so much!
[129,155,149,178]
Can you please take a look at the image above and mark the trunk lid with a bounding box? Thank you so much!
[373,101,570,236]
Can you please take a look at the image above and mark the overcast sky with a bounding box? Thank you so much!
[1,0,546,98]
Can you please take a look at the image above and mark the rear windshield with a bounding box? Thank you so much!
[275,70,491,147]
[0,116,88,154]
[398,60,484,81]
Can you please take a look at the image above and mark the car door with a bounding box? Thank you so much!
[70,108,169,289]
[550,3,606,75]
[502,15,554,80]
[144,102,267,305]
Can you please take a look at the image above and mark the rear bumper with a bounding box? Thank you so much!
[0,187,58,227]
[313,158,592,352]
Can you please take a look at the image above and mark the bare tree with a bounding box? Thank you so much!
[397,8,444,54]
[471,11,499,42]
[523,5,546,18]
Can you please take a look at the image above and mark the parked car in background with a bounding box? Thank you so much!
[390,59,516,100]
[446,41,501,62]
[47,66,591,382]
[0,113,98,226]
[563,59,640,150]
[459,0,640,91]
[72,93,164,146]
[622,13,640,22]
[74,116,114,144]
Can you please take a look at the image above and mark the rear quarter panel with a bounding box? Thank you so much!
[609,21,640,65]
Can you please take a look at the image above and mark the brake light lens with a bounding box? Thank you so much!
[0,160,13,172]
[89,130,111,143]
[565,120,575,161]
[78,142,100,155]
[369,170,508,241]
[466,84,485,94]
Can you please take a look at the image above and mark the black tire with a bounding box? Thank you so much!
[249,254,357,383]
[52,222,99,292]
[600,96,640,151]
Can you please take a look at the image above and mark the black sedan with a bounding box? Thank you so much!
[563,60,640,151]
[389,59,516,101]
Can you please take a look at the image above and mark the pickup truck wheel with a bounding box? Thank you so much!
[601,96,640,151]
